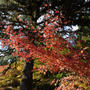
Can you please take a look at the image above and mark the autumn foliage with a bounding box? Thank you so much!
[0,2,90,81]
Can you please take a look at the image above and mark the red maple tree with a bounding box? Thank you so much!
[1,9,90,80]
[0,1,90,89]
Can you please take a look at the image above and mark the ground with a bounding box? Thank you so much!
[0,60,90,90]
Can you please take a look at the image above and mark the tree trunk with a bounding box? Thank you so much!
[20,60,33,90]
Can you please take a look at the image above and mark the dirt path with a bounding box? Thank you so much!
[0,88,4,90]
[0,65,9,73]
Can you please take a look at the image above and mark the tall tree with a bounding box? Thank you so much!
[0,0,90,90]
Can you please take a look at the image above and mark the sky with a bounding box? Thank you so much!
[0,41,8,50]
[0,42,2,49]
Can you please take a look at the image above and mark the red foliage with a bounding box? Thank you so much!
[0,4,90,80]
